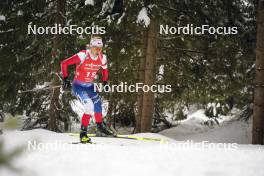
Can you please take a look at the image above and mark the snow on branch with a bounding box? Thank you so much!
[137,7,150,27]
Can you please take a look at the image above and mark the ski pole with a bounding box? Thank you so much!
[18,85,62,94]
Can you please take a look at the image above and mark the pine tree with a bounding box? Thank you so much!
[253,0,264,145]
[136,19,157,132]
[48,0,66,131]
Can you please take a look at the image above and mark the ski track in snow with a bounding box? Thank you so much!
[0,129,264,176]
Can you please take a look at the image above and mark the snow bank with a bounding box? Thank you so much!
[160,109,252,144]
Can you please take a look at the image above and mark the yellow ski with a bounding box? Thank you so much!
[67,133,168,143]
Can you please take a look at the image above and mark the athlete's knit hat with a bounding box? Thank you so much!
[90,36,103,47]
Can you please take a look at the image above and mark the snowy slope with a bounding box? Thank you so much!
[160,109,252,144]
[0,129,264,176]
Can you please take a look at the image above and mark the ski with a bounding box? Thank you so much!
[116,134,167,142]
[69,141,96,144]
[67,133,168,143]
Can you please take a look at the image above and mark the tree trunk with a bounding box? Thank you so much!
[253,0,264,145]
[48,0,66,131]
[135,29,147,132]
[136,20,157,132]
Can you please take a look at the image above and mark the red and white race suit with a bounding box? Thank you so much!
[60,49,108,82]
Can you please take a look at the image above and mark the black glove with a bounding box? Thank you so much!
[63,77,71,90]
[103,81,109,92]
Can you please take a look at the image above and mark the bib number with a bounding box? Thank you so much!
[86,72,96,78]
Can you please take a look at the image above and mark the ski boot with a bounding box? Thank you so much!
[80,125,91,143]
[96,122,114,137]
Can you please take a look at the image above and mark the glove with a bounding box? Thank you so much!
[103,81,109,92]
[63,77,71,90]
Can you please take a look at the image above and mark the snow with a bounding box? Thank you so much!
[120,48,125,54]
[0,15,6,21]
[0,127,264,176]
[137,7,150,27]
[0,109,262,176]
[17,10,23,16]
[34,82,50,89]
[157,65,164,81]
[207,102,220,116]
[117,13,125,24]
[85,0,94,6]
[160,109,252,144]
[100,0,115,15]
[35,13,43,18]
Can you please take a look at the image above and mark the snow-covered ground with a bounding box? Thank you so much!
[160,109,252,144]
[0,128,264,176]
[0,109,263,176]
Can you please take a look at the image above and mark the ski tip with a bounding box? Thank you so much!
[69,141,95,144]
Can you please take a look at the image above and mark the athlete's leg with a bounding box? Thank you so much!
[85,85,113,136]
[86,85,103,123]
[81,114,91,127]
[72,81,96,142]
[72,82,93,128]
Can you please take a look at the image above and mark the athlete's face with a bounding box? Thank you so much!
[91,47,102,55]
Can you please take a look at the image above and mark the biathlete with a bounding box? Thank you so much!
[61,36,113,143]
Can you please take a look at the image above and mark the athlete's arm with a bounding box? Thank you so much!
[101,54,108,82]
[61,50,86,78]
